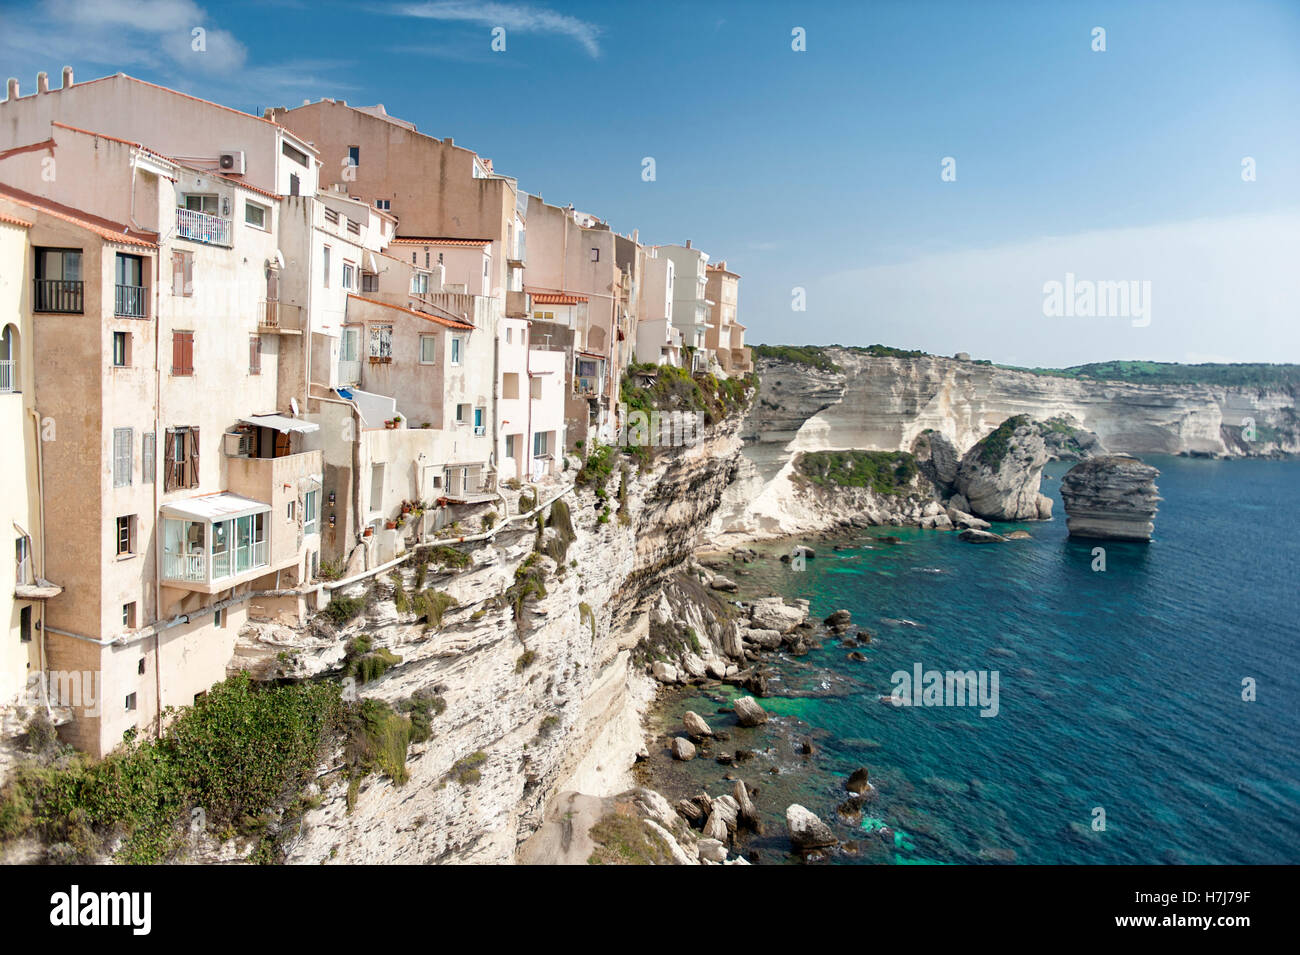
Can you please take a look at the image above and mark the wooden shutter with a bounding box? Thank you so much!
[187,427,200,488]
[172,332,183,374]
[249,335,261,375]
[172,252,184,295]
[164,428,177,491]
[183,253,193,297]
[182,332,193,374]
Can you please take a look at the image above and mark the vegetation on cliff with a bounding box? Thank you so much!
[750,344,841,371]
[975,415,1032,469]
[794,449,920,495]
[1003,360,1300,389]
[620,362,754,426]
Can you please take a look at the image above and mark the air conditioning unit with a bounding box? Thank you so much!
[218,150,246,175]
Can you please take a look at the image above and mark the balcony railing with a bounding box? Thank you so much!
[0,360,14,394]
[260,300,303,331]
[115,284,148,318]
[337,359,361,385]
[33,279,84,313]
[163,551,206,583]
[575,376,600,397]
[176,207,232,246]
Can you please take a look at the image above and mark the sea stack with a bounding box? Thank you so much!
[953,415,1054,521]
[1059,456,1161,541]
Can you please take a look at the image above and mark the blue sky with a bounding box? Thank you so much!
[3,0,1298,364]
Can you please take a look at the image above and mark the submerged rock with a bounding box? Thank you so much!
[671,737,697,761]
[845,767,872,794]
[1059,455,1161,541]
[958,528,1007,544]
[682,711,713,740]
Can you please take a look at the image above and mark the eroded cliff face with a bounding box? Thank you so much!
[761,351,1298,459]
[230,420,743,865]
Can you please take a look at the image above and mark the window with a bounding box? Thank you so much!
[19,606,31,644]
[125,692,137,712]
[369,324,392,360]
[214,608,226,628]
[375,199,390,211]
[590,247,599,262]
[171,330,194,376]
[347,146,359,167]
[322,245,331,287]
[361,272,379,293]
[530,376,542,400]
[425,251,431,269]
[533,431,549,457]
[113,331,129,368]
[115,254,146,317]
[502,372,519,399]
[455,404,468,425]
[116,515,136,557]
[123,602,136,629]
[288,173,300,197]
[287,499,296,522]
[411,272,429,295]
[505,434,517,458]
[34,247,84,312]
[142,432,155,485]
[450,337,462,365]
[164,427,200,491]
[324,208,339,225]
[305,489,319,535]
[342,262,355,290]
[138,657,146,675]
[171,250,193,296]
[16,535,31,585]
[282,141,308,166]
[505,327,513,344]
[113,428,133,487]
[184,194,219,216]
[249,335,262,375]
[473,407,485,436]
[347,219,361,236]
[245,201,268,229]
[370,464,385,512]
[532,311,555,321]
[419,335,437,364]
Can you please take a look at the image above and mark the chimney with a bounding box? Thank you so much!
[62,65,74,88]
[685,239,692,249]
[37,72,48,93]
[444,137,454,146]
[5,78,18,101]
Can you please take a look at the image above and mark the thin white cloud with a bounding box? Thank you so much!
[800,213,1300,366]
[392,1,602,57]
[0,0,356,106]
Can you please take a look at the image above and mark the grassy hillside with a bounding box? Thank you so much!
[998,360,1300,389]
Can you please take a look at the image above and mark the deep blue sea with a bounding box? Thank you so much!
[653,456,1300,863]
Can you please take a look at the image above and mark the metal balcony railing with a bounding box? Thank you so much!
[163,551,206,583]
[115,284,148,318]
[176,207,232,246]
[259,300,303,330]
[0,359,14,394]
[33,279,84,313]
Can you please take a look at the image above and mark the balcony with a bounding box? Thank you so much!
[33,279,84,313]
[337,359,361,386]
[259,300,304,335]
[0,360,13,394]
[115,283,148,318]
[176,207,232,247]
[160,493,271,593]
[506,289,529,318]
[575,377,600,398]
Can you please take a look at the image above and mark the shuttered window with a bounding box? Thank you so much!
[163,427,200,491]
[113,427,133,487]
[171,251,193,296]
[142,432,155,484]
[249,335,262,375]
[172,330,194,376]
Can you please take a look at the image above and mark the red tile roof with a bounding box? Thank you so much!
[528,291,588,305]
[0,184,158,248]
[346,293,474,330]
[0,211,34,228]
[391,236,492,247]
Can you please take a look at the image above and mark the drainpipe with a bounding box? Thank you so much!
[524,326,533,488]
[152,239,164,737]
[27,407,51,719]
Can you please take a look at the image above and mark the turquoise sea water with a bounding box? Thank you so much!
[654,456,1300,864]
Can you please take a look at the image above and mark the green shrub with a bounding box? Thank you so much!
[321,593,365,625]
[976,415,1031,470]
[795,450,919,495]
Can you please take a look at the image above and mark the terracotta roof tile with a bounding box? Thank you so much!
[527,290,589,305]
[346,293,474,330]
[390,236,492,247]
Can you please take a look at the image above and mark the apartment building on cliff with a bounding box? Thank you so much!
[0,200,59,718]
[705,261,752,375]
[657,242,715,372]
